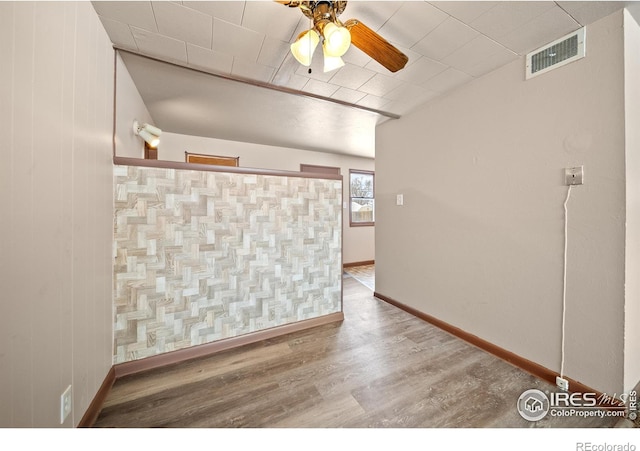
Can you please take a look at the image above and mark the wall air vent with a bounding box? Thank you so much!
[526,27,586,79]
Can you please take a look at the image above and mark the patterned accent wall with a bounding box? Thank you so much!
[113,165,342,364]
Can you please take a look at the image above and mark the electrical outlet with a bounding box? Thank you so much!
[564,166,584,185]
[60,385,72,424]
[556,376,569,391]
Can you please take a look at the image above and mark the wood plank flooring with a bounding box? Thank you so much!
[343,264,375,291]
[93,272,622,428]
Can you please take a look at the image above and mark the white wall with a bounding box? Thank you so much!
[624,5,640,394]
[376,11,627,394]
[155,133,375,265]
[115,53,154,158]
[0,2,114,427]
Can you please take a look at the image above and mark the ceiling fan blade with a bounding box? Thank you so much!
[343,19,408,73]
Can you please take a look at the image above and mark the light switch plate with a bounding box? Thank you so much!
[396,194,404,206]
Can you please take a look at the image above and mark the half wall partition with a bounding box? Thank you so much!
[113,157,343,366]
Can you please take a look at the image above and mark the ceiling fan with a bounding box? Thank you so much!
[277,0,409,73]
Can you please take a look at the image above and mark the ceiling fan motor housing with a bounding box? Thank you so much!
[300,1,348,22]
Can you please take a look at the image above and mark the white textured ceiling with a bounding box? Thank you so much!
[93,1,627,158]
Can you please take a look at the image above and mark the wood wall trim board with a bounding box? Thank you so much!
[144,143,158,160]
[185,151,239,166]
[113,312,344,379]
[113,156,343,181]
[300,164,341,175]
[343,260,374,268]
[112,49,117,159]
[373,291,625,409]
[77,366,116,428]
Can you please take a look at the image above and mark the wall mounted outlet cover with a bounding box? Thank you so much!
[60,385,72,424]
[565,166,584,185]
[556,376,569,391]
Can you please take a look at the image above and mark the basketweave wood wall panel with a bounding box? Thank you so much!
[113,165,342,364]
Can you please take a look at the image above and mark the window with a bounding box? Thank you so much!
[350,170,374,226]
[300,164,341,175]
[185,152,239,167]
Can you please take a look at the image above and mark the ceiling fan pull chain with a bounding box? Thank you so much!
[308,16,313,74]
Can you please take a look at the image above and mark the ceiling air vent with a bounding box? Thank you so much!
[526,27,586,79]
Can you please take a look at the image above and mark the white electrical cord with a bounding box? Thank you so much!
[560,184,572,378]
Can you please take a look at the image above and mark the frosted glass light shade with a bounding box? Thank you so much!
[322,22,351,57]
[291,29,320,66]
[323,46,345,72]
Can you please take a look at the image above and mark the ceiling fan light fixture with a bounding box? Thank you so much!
[322,46,345,72]
[322,21,351,57]
[282,0,408,73]
[291,29,319,66]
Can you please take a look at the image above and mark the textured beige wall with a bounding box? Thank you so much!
[115,53,155,159]
[624,5,640,394]
[376,11,626,394]
[156,132,376,265]
[0,2,114,427]
[113,165,342,363]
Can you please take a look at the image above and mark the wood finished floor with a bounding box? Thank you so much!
[93,271,621,428]
[343,264,375,291]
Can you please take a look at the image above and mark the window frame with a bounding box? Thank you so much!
[185,152,239,167]
[300,164,341,175]
[349,169,375,227]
